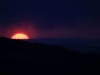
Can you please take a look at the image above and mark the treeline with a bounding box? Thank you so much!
[0,37,100,75]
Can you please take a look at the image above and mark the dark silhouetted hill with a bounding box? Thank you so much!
[0,37,100,75]
[27,38,100,53]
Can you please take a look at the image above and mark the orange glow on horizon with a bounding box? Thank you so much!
[11,33,29,39]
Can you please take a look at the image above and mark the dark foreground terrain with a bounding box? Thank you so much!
[0,37,100,75]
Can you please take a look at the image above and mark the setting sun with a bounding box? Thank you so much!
[11,33,29,39]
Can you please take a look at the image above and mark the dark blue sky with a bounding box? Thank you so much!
[0,0,100,38]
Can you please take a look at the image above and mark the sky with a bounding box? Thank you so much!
[0,0,100,38]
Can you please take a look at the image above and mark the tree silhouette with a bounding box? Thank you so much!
[0,37,100,75]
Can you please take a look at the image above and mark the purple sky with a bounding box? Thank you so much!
[0,0,100,38]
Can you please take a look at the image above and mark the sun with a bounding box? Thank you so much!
[11,33,29,39]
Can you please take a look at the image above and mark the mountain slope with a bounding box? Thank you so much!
[0,37,100,75]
